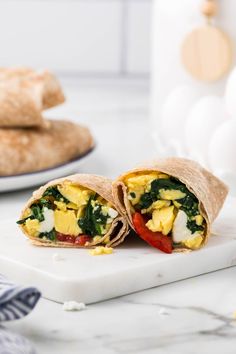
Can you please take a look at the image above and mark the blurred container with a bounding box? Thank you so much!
[150,0,236,194]
[150,0,236,155]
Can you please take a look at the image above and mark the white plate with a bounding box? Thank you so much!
[0,148,95,192]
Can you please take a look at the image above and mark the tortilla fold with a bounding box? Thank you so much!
[112,157,228,251]
[0,120,94,176]
[0,67,65,127]
[19,174,129,248]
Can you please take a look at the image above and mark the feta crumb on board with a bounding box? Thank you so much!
[158,307,169,316]
[89,246,113,256]
[52,253,64,261]
[62,301,86,311]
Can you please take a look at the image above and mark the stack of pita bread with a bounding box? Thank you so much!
[0,67,94,176]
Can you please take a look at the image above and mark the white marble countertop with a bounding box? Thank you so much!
[2,78,236,354]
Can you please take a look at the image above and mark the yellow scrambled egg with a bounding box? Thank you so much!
[194,215,204,226]
[159,189,186,200]
[24,219,40,237]
[125,172,169,205]
[89,246,113,256]
[58,182,92,207]
[146,206,175,235]
[141,200,171,214]
[54,209,82,236]
[181,234,203,249]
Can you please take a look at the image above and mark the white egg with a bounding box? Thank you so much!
[161,85,200,144]
[108,208,118,219]
[39,207,54,233]
[225,67,236,117]
[208,119,236,179]
[172,210,193,243]
[185,96,228,164]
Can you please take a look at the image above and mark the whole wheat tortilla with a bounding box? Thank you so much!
[0,81,45,127]
[0,119,94,176]
[112,157,228,251]
[0,67,65,127]
[19,174,129,248]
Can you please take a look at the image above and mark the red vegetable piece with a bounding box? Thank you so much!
[56,233,67,242]
[132,212,173,254]
[56,233,75,243]
[65,235,75,243]
[75,235,91,246]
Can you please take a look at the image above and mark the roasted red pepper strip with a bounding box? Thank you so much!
[132,212,173,254]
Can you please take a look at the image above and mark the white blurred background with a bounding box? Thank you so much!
[0,0,151,76]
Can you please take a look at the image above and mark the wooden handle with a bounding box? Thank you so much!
[201,0,218,18]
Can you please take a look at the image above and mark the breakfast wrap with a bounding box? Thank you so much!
[0,67,65,127]
[0,119,94,176]
[113,158,228,253]
[17,174,129,248]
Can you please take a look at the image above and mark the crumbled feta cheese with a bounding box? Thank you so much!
[62,301,86,311]
[52,253,64,261]
[89,246,113,256]
[158,307,169,316]
[39,207,54,233]
[108,208,118,219]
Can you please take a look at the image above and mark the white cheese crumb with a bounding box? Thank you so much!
[108,208,118,219]
[52,253,64,261]
[39,207,54,233]
[62,301,86,311]
[158,307,169,316]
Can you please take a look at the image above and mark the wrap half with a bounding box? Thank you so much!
[0,67,65,127]
[113,158,228,253]
[0,119,94,176]
[17,174,129,248]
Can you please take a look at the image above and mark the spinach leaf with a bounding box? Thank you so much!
[43,186,69,204]
[31,204,45,222]
[16,215,34,225]
[39,229,56,241]
[16,199,53,225]
[130,192,136,198]
[138,178,187,209]
[186,220,204,234]
[16,204,45,225]
[78,195,109,236]
[138,177,198,212]
[178,194,199,218]
[38,198,53,209]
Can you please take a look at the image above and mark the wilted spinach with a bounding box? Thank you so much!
[78,195,109,236]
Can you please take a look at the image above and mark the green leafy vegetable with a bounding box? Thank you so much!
[186,220,204,234]
[178,194,199,218]
[43,186,69,204]
[38,198,53,209]
[78,195,109,236]
[16,215,34,225]
[130,192,136,198]
[16,200,53,225]
[138,177,191,210]
[136,177,205,235]
[31,204,45,222]
[39,229,56,241]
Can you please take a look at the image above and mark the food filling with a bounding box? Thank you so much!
[17,182,118,246]
[124,172,206,253]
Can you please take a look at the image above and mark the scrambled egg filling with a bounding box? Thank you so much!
[146,206,176,235]
[21,182,118,244]
[125,172,205,250]
[24,219,40,237]
[89,246,113,256]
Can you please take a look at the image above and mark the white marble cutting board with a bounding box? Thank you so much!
[1,198,236,304]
